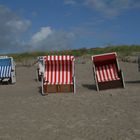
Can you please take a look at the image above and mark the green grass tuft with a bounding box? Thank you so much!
[1,45,140,62]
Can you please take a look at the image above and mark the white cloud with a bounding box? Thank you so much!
[30,26,75,51]
[30,27,52,46]
[6,20,31,33]
[0,5,31,53]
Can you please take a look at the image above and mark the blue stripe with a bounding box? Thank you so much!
[0,66,12,78]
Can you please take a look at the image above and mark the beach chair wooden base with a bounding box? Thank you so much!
[98,80,124,91]
[59,85,74,92]
[43,84,74,94]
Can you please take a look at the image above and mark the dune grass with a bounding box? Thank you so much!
[3,45,140,62]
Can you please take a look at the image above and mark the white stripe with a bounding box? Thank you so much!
[72,59,74,84]
[5,66,8,77]
[106,65,112,81]
[56,56,59,84]
[67,56,70,84]
[64,56,66,84]
[110,64,115,80]
[52,56,55,84]
[96,67,101,82]
[103,65,108,81]
[99,66,104,82]
[0,66,11,78]
[113,64,119,80]
[4,66,6,77]
[9,66,12,77]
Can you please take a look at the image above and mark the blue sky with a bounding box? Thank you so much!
[0,0,140,53]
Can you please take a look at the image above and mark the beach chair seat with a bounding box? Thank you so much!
[41,55,75,95]
[0,56,16,84]
[92,52,125,91]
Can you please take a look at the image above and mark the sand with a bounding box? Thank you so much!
[0,60,140,140]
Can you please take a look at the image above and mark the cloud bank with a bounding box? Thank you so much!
[0,5,31,53]
[65,0,140,17]
[0,5,75,53]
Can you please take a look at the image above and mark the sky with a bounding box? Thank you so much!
[0,0,140,53]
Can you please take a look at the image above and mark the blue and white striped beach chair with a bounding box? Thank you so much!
[0,56,16,84]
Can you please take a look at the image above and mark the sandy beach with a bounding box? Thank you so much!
[0,60,140,140]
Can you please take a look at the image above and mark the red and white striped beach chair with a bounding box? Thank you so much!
[41,55,75,94]
[92,52,125,91]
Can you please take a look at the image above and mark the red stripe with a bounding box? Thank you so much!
[50,56,52,84]
[63,56,66,84]
[66,56,68,84]
[58,56,61,84]
[62,56,64,84]
[70,60,72,84]
[54,56,56,84]
[56,56,59,84]
[51,56,54,84]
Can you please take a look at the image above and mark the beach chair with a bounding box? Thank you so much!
[0,56,16,84]
[41,55,75,95]
[36,56,44,81]
[91,52,125,91]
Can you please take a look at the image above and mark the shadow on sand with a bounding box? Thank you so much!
[126,80,140,84]
[38,86,43,95]
[82,84,97,91]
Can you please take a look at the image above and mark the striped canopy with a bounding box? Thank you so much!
[95,64,120,82]
[44,55,75,85]
[92,53,120,83]
[0,58,12,78]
